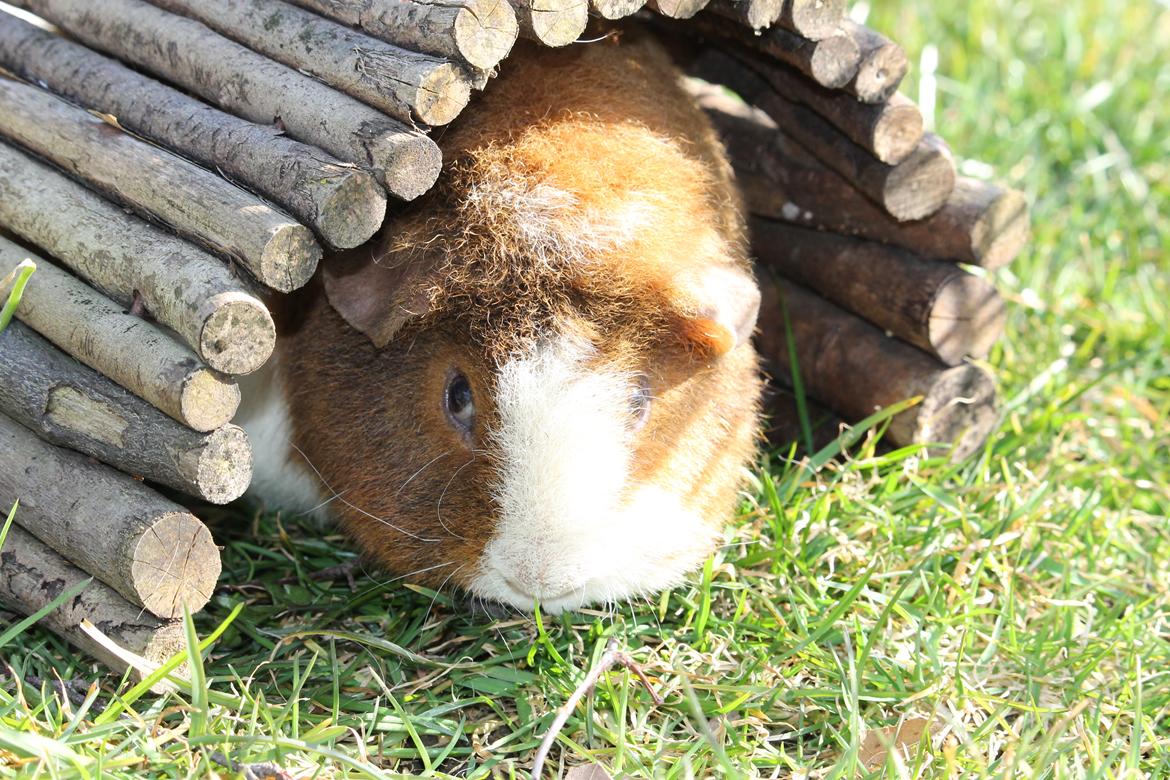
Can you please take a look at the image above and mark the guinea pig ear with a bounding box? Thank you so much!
[322,245,439,348]
[670,264,761,357]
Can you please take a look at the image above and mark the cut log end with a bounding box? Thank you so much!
[372,132,444,201]
[259,223,322,293]
[972,187,1031,269]
[909,364,998,461]
[179,370,241,433]
[873,100,924,164]
[454,0,521,71]
[783,0,846,40]
[929,274,1007,365]
[197,292,276,376]
[883,134,957,221]
[128,510,220,618]
[854,41,909,104]
[652,0,711,20]
[521,0,589,47]
[590,0,646,19]
[315,170,388,251]
[414,62,473,126]
[188,424,253,504]
[808,32,862,89]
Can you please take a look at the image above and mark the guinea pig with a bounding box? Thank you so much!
[237,31,764,614]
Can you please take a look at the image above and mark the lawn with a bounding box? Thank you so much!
[2,1,1168,777]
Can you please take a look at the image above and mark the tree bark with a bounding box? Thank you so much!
[751,219,1006,365]
[286,0,518,73]
[147,0,471,127]
[588,0,645,20]
[755,277,999,461]
[841,19,908,104]
[508,0,587,46]
[0,524,185,687]
[707,0,784,30]
[0,77,322,292]
[648,0,710,19]
[0,13,385,251]
[0,142,275,375]
[6,0,441,200]
[778,0,845,41]
[1,240,240,432]
[0,322,253,504]
[695,14,860,88]
[701,93,1030,268]
[691,51,954,221]
[0,413,221,618]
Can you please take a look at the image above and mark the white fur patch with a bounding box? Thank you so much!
[468,333,717,613]
[235,356,328,517]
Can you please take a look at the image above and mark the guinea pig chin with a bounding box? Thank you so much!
[467,335,719,614]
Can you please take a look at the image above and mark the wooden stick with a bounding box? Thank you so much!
[751,218,1006,365]
[508,0,587,46]
[589,0,645,20]
[0,13,385,251]
[0,524,184,686]
[694,14,860,88]
[0,142,275,375]
[841,19,908,104]
[285,0,518,73]
[7,0,441,200]
[707,0,783,30]
[755,277,999,461]
[691,51,955,221]
[739,53,924,165]
[649,0,710,20]
[700,94,1030,268]
[0,413,221,618]
[0,77,322,293]
[0,240,240,432]
[0,322,253,504]
[146,0,470,127]
[778,0,845,41]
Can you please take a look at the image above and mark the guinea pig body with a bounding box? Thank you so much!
[238,33,764,613]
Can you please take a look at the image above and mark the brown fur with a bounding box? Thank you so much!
[276,32,763,596]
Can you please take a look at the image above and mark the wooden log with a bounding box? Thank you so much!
[649,0,711,20]
[691,51,955,220]
[0,524,184,686]
[699,93,1030,268]
[0,13,385,250]
[707,0,783,30]
[841,19,908,104]
[755,277,998,460]
[0,239,240,432]
[0,321,253,504]
[777,0,845,41]
[7,0,441,200]
[146,0,470,127]
[762,386,844,453]
[751,218,1006,365]
[589,0,645,20]
[694,14,860,88]
[0,77,321,292]
[739,52,924,165]
[0,413,221,618]
[0,142,275,375]
[285,0,518,73]
[508,0,587,46]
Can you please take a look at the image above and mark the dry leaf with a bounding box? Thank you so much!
[858,716,932,771]
[564,764,614,780]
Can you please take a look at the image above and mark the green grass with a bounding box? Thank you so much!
[3,1,1169,776]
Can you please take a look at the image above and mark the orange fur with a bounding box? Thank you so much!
[274,31,763,599]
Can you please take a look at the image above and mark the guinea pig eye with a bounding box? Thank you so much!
[629,374,652,430]
[444,371,476,434]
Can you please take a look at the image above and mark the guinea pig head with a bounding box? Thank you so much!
[282,39,763,612]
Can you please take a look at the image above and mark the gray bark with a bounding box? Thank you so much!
[0,413,221,618]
